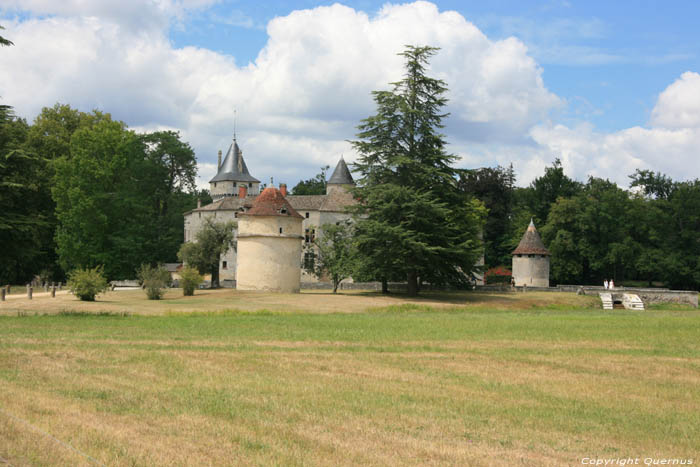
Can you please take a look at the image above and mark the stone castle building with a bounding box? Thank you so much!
[511,219,550,287]
[236,187,304,293]
[183,136,356,286]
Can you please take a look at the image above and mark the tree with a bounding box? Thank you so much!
[292,165,329,195]
[629,169,674,200]
[519,158,582,225]
[457,165,516,267]
[177,218,236,288]
[138,264,171,300]
[351,45,485,295]
[304,222,356,293]
[52,116,201,280]
[0,107,51,284]
[0,25,13,47]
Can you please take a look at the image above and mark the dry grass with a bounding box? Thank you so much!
[0,291,697,465]
[0,287,600,315]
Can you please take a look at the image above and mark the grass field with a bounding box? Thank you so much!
[0,290,698,465]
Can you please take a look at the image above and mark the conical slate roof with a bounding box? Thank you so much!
[209,139,260,183]
[241,187,303,219]
[327,157,354,185]
[512,219,550,255]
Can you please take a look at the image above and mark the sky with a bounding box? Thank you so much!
[1,0,700,189]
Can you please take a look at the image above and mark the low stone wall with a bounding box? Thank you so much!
[579,286,697,307]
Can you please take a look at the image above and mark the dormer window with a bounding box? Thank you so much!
[280,208,288,215]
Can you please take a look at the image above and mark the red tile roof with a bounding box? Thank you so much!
[241,187,304,219]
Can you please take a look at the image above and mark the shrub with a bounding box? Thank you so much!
[179,266,203,296]
[485,266,512,285]
[67,266,109,301]
[138,264,171,300]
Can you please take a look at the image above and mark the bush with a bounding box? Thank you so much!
[485,266,512,285]
[138,264,171,300]
[179,267,203,296]
[67,266,109,301]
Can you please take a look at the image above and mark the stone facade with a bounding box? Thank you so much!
[512,219,550,287]
[183,139,356,286]
[236,188,304,293]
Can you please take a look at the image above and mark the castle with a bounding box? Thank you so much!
[183,136,356,287]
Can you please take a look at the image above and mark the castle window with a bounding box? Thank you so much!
[249,183,253,188]
[214,182,217,188]
[233,182,237,187]
[304,252,315,270]
[280,208,287,215]
[234,212,237,218]
[222,261,228,269]
[305,212,309,219]
[305,229,311,243]
[279,227,283,234]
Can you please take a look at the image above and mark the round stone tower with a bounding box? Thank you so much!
[512,219,550,287]
[236,187,304,293]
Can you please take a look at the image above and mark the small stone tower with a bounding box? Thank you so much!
[209,137,261,200]
[326,156,354,195]
[512,219,550,287]
[236,187,304,293]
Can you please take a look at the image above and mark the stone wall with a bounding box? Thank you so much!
[512,255,549,287]
[236,216,303,293]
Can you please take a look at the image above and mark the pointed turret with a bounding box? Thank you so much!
[512,219,550,256]
[512,219,550,287]
[209,137,261,200]
[326,157,354,195]
[210,139,260,184]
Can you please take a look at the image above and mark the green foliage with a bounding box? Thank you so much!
[52,114,200,280]
[178,218,236,288]
[138,264,171,300]
[351,45,485,295]
[305,222,356,293]
[0,25,13,47]
[179,266,203,296]
[457,165,516,267]
[67,266,109,301]
[292,165,329,195]
[517,158,583,226]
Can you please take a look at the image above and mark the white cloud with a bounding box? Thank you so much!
[1,1,697,189]
[529,73,700,185]
[650,71,700,129]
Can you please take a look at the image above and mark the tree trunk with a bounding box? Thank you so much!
[407,270,418,296]
[333,281,339,294]
[381,278,388,294]
[211,264,220,289]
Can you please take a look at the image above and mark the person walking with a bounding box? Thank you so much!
[604,279,609,289]
[610,279,615,289]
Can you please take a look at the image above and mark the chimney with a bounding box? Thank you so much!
[197,198,201,208]
[239,185,248,198]
[280,183,288,197]
[217,150,222,169]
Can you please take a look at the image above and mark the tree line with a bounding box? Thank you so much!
[0,103,208,284]
[458,161,700,290]
[3,37,698,292]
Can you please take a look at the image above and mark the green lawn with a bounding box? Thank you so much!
[1,302,698,465]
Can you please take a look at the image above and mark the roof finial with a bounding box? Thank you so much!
[233,109,237,141]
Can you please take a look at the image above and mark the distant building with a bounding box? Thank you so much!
[512,219,550,287]
[236,187,304,293]
[183,135,356,287]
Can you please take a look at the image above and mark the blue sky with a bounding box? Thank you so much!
[2,0,700,187]
[170,0,700,132]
